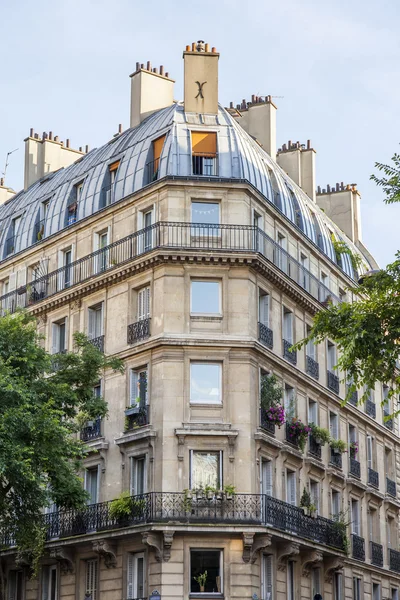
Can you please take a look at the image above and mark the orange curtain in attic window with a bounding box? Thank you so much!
[153,135,166,166]
[191,132,217,157]
[109,160,120,172]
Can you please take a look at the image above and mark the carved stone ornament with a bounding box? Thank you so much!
[277,542,300,571]
[49,547,75,574]
[301,550,323,577]
[242,533,272,563]
[324,557,344,583]
[142,531,175,562]
[92,539,117,568]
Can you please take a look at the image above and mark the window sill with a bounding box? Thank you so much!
[190,314,223,321]
[189,595,224,599]
[190,402,223,407]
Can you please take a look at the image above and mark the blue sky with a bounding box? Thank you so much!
[0,0,399,267]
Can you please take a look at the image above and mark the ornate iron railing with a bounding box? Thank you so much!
[387,477,396,498]
[306,355,319,380]
[258,322,273,349]
[285,422,301,449]
[347,388,358,406]
[370,541,383,567]
[308,435,322,459]
[283,339,297,365]
[352,534,365,561]
[349,458,361,479]
[0,493,346,552]
[127,318,151,344]
[259,408,276,435]
[80,418,102,442]
[389,548,400,573]
[384,412,394,430]
[327,370,339,394]
[365,399,376,419]
[192,154,218,176]
[0,222,340,317]
[146,159,160,183]
[88,335,104,353]
[125,406,150,431]
[368,468,379,489]
[330,449,342,469]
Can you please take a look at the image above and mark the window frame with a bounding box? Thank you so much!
[190,279,222,316]
[85,465,100,505]
[189,548,223,594]
[190,362,222,405]
[130,455,147,496]
[189,450,223,491]
[127,552,145,600]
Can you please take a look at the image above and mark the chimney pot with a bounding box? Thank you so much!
[42,132,46,140]
[30,127,34,137]
[341,181,344,190]
[288,140,292,147]
[79,146,82,152]
[160,65,164,75]
[140,63,144,69]
[327,184,331,192]
[34,133,39,139]
[229,101,233,108]
[211,47,216,53]
[85,145,89,153]
[136,62,140,71]
[152,68,157,73]
[191,42,195,51]
[323,188,326,193]
[66,139,70,148]
[317,185,321,194]
[54,136,59,142]
[60,141,64,146]
[196,40,205,52]
[282,143,287,151]
[49,131,53,140]
[336,183,339,191]
[251,94,256,103]
[307,139,311,149]
[146,61,151,71]
[118,123,122,133]
[205,43,210,52]
[185,45,190,51]
[0,178,3,187]
[165,72,169,78]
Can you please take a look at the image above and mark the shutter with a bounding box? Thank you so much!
[16,268,26,288]
[144,287,150,318]
[8,571,16,600]
[127,554,134,600]
[88,309,95,340]
[95,306,103,337]
[153,135,166,165]
[52,323,59,355]
[42,567,49,600]
[139,371,147,406]
[137,556,144,597]
[330,414,338,440]
[287,472,296,506]
[263,555,273,600]
[137,289,145,321]
[130,458,136,496]
[261,460,273,496]
[367,436,373,468]
[8,273,16,291]
[86,560,98,600]
[130,370,139,406]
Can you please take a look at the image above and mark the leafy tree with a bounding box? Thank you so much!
[296,150,400,411]
[0,311,123,582]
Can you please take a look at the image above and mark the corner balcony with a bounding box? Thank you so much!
[80,418,102,442]
[1,493,347,553]
[327,370,339,394]
[127,318,151,344]
[258,322,273,349]
[88,335,104,353]
[125,406,150,431]
[352,534,365,561]
[370,541,383,567]
[306,355,319,380]
[283,339,297,365]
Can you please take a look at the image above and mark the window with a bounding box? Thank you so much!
[260,458,273,496]
[284,385,295,419]
[130,456,146,496]
[137,286,150,321]
[191,132,217,176]
[383,385,391,417]
[93,382,101,398]
[109,160,120,186]
[331,490,341,519]
[373,583,381,600]
[190,363,221,404]
[129,367,148,408]
[95,230,109,273]
[286,470,296,506]
[392,589,398,600]
[6,216,21,255]
[308,399,318,425]
[351,499,360,535]
[85,560,98,600]
[311,568,321,599]
[191,281,221,315]
[339,288,347,303]
[329,412,339,440]
[51,319,67,354]
[61,248,72,289]
[319,271,329,302]
[306,325,316,360]
[8,570,23,600]
[283,308,293,343]
[42,565,58,600]
[127,553,145,600]
[385,447,393,479]
[140,209,154,252]
[277,233,288,273]
[300,253,309,290]
[150,135,166,181]
[310,480,320,514]
[367,435,374,470]
[369,508,378,545]
[190,451,222,490]
[85,467,99,504]
[88,304,103,340]
[261,554,273,600]
[67,182,82,225]
[259,291,269,326]
[190,550,222,594]
[327,341,336,371]
[388,516,395,548]
[287,561,295,600]
[353,577,362,600]
[191,201,220,226]
[334,573,343,600]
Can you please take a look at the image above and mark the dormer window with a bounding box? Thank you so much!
[109,160,120,186]
[149,135,166,182]
[191,132,217,176]
[67,181,83,225]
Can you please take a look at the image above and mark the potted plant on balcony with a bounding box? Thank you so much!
[263,404,285,427]
[205,485,216,500]
[310,424,331,446]
[109,491,133,526]
[349,441,359,458]
[308,503,317,518]
[194,571,207,593]
[183,489,193,515]
[260,374,285,426]
[330,439,347,455]
[223,484,236,500]
[286,418,311,452]
[300,487,311,514]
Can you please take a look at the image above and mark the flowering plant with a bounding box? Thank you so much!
[286,418,311,452]
[263,404,285,427]
[349,441,359,457]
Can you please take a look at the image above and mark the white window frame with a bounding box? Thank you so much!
[58,246,74,290]
[261,554,273,600]
[286,470,296,506]
[127,552,145,600]
[306,325,316,360]
[260,457,273,497]
[138,206,155,253]
[84,465,100,505]
[190,450,222,490]
[283,307,293,343]
[85,559,98,600]
[308,399,318,425]
[88,303,104,340]
[190,362,222,405]
[51,318,67,355]
[351,499,360,535]
[331,489,341,519]
[310,480,320,514]
[327,341,336,372]
[329,412,339,440]
[130,455,147,496]
[284,385,295,419]
[190,280,221,316]
[129,366,148,407]
[277,232,288,274]
[191,201,220,226]
[258,290,270,326]
[41,564,58,600]
[137,286,150,321]
[94,228,110,273]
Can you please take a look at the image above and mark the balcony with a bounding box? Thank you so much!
[125,406,150,431]
[329,449,342,469]
[389,548,400,573]
[387,477,396,498]
[80,418,102,442]
[192,154,218,176]
[308,435,322,459]
[0,222,342,316]
[283,339,297,365]
[285,422,300,449]
[306,355,319,380]
[88,335,104,353]
[347,388,358,406]
[127,318,151,344]
[327,370,339,394]
[260,408,276,435]
[384,412,394,430]
[370,541,383,567]
[349,458,361,478]
[0,493,347,552]
[368,467,379,489]
[146,158,161,183]
[258,322,273,349]
[365,400,376,419]
[352,534,365,561]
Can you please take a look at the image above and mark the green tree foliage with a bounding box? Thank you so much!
[370,149,400,204]
[0,312,123,575]
[260,373,283,409]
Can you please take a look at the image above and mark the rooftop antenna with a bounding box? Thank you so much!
[2,148,19,183]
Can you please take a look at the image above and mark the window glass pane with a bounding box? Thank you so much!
[190,364,221,404]
[191,202,220,225]
[190,550,221,593]
[191,281,220,314]
[192,452,220,489]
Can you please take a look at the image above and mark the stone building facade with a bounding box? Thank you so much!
[0,39,399,600]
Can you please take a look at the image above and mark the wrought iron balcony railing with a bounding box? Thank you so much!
[370,541,383,567]
[146,159,161,183]
[349,458,361,479]
[306,355,319,380]
[352,534,365,561]
[127,318,151,344]
[365,400,376,419]
[0,222,340,317]
[125,406,150,431]
[387,477,396,498]
[347,388,358,406]
[0,493,347,552]
[285,422,300,449]
[80,418,102,442]
[384,412,394,430]
[283,339,297,365]
[368,467,379,489]
[260,408,276,435]
[390,548,400,573]
[88,335,104,353]
[258,322,273,349]
[329,449,342,469]
[308,435,322,459]
[327,370,339,394]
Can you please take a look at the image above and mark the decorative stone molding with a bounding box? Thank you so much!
[177,434,185,461]
[163,531,174,562]
[92,539,117,568]
[324,557,344,583]
[142,531,175,562]
[175,427,239,462]
[70,298,82,310]
[301,550,323,577]
[49,547,75,574]
[242,533,272,563]
[277,542,300,571]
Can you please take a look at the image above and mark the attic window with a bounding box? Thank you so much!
[191,132,217,176]
[109,160,120,185]
[150,135,166,182]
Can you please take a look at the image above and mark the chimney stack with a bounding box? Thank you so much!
[183,41,219,115]
[276,139,317,201]
[130,62,175,128]
[0,178,16,205]
[231,95,277,159]
[316,183,362,243]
